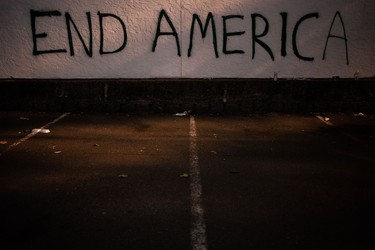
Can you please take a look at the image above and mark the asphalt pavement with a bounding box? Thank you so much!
[0,112,374,250]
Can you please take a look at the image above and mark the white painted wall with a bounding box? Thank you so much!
[0,0,374,79]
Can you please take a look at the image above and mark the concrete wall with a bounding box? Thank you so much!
[1,79,374,114]
[1,0,375,79]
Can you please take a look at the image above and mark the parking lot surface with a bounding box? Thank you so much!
[1,112,374,250]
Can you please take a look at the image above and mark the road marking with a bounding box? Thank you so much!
[189,116,208,250]
[0,113,70,157]
[316,115,334,126]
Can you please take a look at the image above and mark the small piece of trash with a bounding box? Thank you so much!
[210,150,218,155]
[32,128,50,134]
[316,115,333,126]
[118,174,128,178]
[19,117,29,120]
[93,144,100,147]
[54,151,62,154]
[174,110,190,117]
[0,141,8,145]
[180,173,189,178]
[354,112,366,117]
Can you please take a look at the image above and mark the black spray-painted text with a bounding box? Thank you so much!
[30,9,349,64]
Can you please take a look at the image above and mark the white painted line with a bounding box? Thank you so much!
[316,115,334,126]
[189,116,208,250]
[0,113,70,157]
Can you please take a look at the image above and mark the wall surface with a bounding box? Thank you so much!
[1,0,375,79]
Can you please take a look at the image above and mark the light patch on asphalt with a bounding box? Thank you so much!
[189,116,208,250]
[0,113,70,157]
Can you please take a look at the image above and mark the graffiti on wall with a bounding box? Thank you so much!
[31,9,349,65]
[3,0,374,79]
[31,10,127,57]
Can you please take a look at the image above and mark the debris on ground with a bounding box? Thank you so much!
[19,117,30,120]
[32,128,50,134]
[174,110,191,117]
[180,173,189,178]
[316,115,333,126]
[137,147,147,154]
[119,174,129,178]
[354,112,366,117]
[210,150,218,155]
[0,141,8,145]
[51,145,61,154]
[93,144,100,147]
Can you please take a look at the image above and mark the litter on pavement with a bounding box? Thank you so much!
[354,112,366,117]
[174,110,191,117]
[32,128,51,134]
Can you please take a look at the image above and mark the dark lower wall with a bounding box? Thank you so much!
[0,79,374,114]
